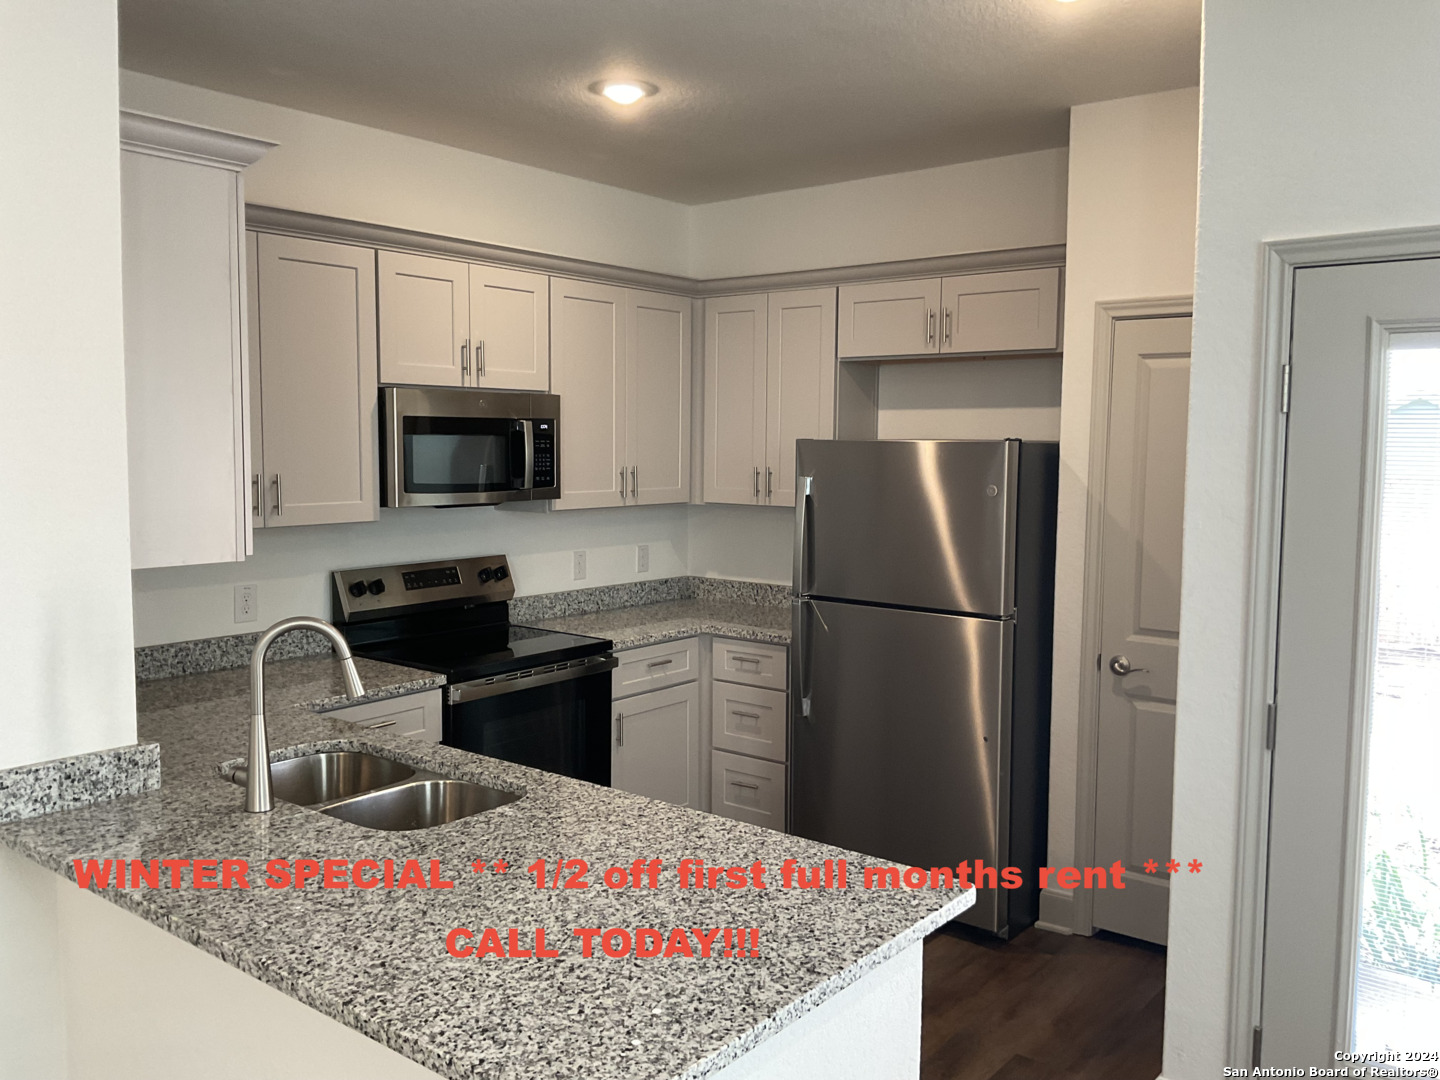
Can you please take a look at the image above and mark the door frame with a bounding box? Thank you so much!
[1070,297,1193,938]
[1212,226,1440,1067]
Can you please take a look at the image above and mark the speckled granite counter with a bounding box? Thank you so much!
[527,597,791,651]
[0,653,970,1080]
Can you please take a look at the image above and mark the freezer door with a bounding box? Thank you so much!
[795,439,1018,616]
[791,598,1013,932]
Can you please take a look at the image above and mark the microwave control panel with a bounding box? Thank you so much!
[532,420,556,489]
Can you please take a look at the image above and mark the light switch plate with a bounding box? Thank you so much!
[636,544,650,574]
[573,550,587,581]
[234,583,257,623]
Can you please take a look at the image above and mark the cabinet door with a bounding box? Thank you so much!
[470,265,549,391]
[551,278,627,509]
[711,682,788,763]
[377,251,468,386]
[711,750,786,831]
[612,683,701,808]
[246,230,264,532]
[940,267,1061,354]
[765,288,836,507]
[255,234,378,527]
[703,294,768,504]
[122,150,249,568]
[836,278,941,359]
[627,290,691,505]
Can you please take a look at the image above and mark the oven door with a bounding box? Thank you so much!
[444,658,617,785]
[382,386,535,507]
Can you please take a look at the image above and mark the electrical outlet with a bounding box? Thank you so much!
[636,544,650,574]
[572,550,587,581]
[234,583,258,624]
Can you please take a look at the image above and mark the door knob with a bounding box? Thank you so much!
[1109,655,1149,677]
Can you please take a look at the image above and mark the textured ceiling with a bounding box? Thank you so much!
[118,0,1201,205]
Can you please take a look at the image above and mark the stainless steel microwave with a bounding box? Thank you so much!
[381,386,560,507]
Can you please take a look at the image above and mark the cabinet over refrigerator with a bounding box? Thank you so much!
[790,438,1058,936]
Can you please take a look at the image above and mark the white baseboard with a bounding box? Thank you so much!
[1033,920,1073,935]
[1037,885,1077,933]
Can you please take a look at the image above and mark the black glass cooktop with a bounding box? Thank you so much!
[349,623,611,685]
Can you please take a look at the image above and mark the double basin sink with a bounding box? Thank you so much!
[231,752,519,830]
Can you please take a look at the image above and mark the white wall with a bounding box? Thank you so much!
[875,358,1062,441]
[1042,88,1199,930]
[120,72,691,277]
[688,149,1069,279]
[1167,4,1440,1075]
[687,505,795,585]
[132,506,692,646]
[0,0,137,769]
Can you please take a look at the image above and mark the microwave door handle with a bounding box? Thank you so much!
[520,419,535,490]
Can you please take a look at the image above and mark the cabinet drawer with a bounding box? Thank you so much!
[711,750,786,831]
[711,638,787,690]
[613,638,700,699]
[324,689,442,744]
[711,683,787,763]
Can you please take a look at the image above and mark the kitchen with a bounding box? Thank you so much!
[4,2,1439,1079]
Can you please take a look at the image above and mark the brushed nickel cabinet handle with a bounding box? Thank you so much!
[754,466,761,499]
[615,713,624,747]
[478,339,485,378]
[272,474,283,517]
[765,467,773,500]
[731,781,759,791]
[619,468,627,500]
[927,308,936,346]
[944,308,953,347]
[733,710,762,721]
[631,465,637,499]
[461,340,470,383]
[368,720,398,730]
[252,474,261,516]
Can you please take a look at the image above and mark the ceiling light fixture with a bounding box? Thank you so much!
[591,80,657,106]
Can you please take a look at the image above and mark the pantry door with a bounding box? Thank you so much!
[1261,257,1440,1065]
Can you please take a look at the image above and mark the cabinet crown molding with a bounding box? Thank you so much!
[121,110,276,171]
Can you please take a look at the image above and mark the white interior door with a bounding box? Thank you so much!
[1091,314,1192,945]
[765,288,836,507]
[377,251,468,386]
[1262,257,1440,1065]
[627,290,691,505]
[703,294,768,504]
[551,278,626,509]
[469,264,549,391]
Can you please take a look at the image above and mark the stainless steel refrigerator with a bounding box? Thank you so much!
[790,438,1058,937]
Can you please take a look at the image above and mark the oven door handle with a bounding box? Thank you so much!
[448,655,617,705]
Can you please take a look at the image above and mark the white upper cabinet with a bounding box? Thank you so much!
[378,252,550,390]
[705,288,836,507]
[551,278,628,509]
[377,251,468,386]
[551,279,690,509]
[836,267,1061,359]
[627,290,691,506]
[836,277,941,359]
[941,268,1061,354]
[251,233,378,527]
[704,294,769,505]
[767,288,837,507]
[120,112,273,570]
[468,265,549,391]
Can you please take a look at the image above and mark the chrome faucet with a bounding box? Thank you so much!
[246,616,366,812]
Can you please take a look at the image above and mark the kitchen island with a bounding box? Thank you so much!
[0,654,971,1079]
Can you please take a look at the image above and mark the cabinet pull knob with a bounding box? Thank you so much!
[615,713,624,747]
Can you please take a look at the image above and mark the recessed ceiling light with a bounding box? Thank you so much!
[591,81,658,106]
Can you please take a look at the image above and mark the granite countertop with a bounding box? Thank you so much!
[0,654,971,1080]
[528,597,791,651]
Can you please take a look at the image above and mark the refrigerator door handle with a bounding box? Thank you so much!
[793,475,812,594]
[790,599,811,721]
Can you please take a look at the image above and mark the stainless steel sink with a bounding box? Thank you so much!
[232,751,414,806]
[321,780,520,831]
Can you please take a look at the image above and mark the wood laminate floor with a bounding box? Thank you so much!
[921,925,1166,1080]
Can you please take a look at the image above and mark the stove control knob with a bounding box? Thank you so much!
[493,565,510,582]
[476,567,495,584]
[366,579,386,596]
[347,581,368,599]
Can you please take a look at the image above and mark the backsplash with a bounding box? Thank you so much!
[135,577,791,681]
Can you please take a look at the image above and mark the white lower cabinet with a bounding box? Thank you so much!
[612,682,701,808]
[711,750,786,830]
[325,689,442,743]
[711,682,787,763]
